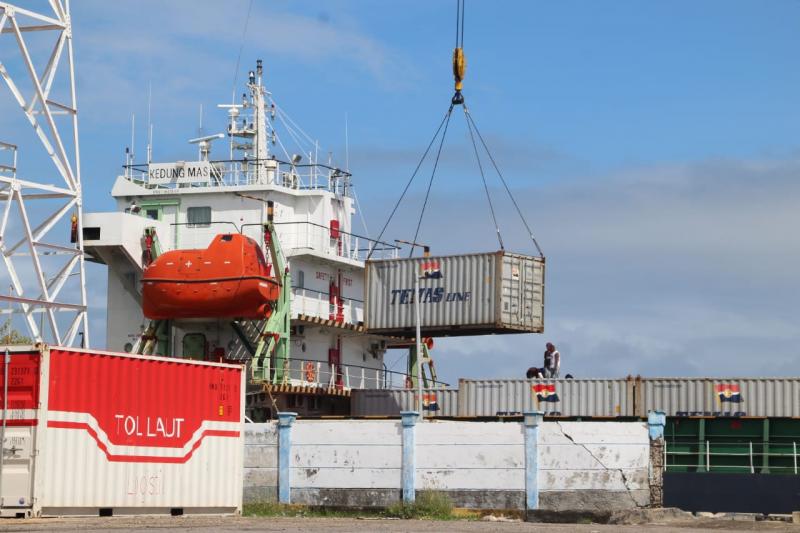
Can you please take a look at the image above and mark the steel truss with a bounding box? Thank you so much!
[0,1,88,346]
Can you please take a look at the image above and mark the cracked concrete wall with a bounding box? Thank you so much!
[244,419,652,511]
[539,421,650,510]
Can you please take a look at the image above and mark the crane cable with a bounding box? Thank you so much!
[366,108,453,261]
[370,0,544,259]
[464,106,544,257]
[463,104,504,251]
[409,105,454,257]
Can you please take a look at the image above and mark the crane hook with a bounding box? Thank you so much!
[452,47,466,105]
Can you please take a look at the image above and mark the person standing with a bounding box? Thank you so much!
[543,342,560,378]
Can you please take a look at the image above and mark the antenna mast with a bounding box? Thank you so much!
[0,1,90,346]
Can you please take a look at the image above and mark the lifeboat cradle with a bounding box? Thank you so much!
[131,204,291,383]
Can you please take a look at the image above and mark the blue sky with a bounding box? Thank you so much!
[5,1,799,383]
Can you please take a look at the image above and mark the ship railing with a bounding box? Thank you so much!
[266,356,450,391]
[155,219,399,262]
[122,158,352,196]
[665,438,800,475]
[273,221,400,261]
[291,287,362,325]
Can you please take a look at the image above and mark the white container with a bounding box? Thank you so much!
[458,379,635,417]
[364,251,545,337]
[0,345,244,517]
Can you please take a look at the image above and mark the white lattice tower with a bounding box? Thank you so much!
[0,1,88,346]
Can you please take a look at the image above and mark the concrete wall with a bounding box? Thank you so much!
[416,421,526,509]
[539,421,650,510]
[244,424,278,504]
[291,420,403,507]
[244,417,653,511]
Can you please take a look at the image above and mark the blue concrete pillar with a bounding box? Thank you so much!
[277,412,297,504]
[523,411,544,510]
[400,411,418,503]
[648,411,666,440]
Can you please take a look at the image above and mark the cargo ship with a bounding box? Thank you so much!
[82,60,404,418]
[81,59,547,419]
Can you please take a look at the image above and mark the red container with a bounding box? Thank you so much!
[0,345,244,517]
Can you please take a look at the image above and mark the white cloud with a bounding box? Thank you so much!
[415,155,800,383]
[69,1,414,126]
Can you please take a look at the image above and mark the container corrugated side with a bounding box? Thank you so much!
[350,389,459,418]
[639,378,800,417]
[458,379,633,417]
[30,346,245,516]
[364,251,544,337]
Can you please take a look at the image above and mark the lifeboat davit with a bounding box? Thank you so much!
[142,234,280,320]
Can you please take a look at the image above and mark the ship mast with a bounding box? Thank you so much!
[252,60,270,173]
[220,59,275,184]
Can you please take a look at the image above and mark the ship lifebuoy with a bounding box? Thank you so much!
[305,362,316,382]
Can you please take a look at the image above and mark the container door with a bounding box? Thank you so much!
[1,426,35,515]
[501,255,523,327]
[0,353,40,516]
[521,259,535,329]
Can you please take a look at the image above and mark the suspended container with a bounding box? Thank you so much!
[457,378,635,418]
[638,377,800,417]
[350,389,459,418]
[364,251,545,337]
[0,345,244,517]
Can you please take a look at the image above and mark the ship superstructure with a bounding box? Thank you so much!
[83,61,401,415]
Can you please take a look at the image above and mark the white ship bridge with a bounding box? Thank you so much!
[81,61,429,404]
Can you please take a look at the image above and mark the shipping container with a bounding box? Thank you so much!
[350,389,459,418]
[457,378,634,418]
[0,345,244,517]
[638,378,800,418]
[364,251,545,337]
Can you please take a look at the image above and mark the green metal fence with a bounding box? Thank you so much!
[665,418,800,474]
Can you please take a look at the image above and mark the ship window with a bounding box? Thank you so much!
[145,208,159,220]
[297,270,305,289]
[187,206,212,227]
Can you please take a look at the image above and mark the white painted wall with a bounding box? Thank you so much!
[416,421,525,491]
[290,421,402,490]
[242,419,652,510]
[243,424,278,503]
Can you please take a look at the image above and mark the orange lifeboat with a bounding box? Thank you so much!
[142,234,280,320]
